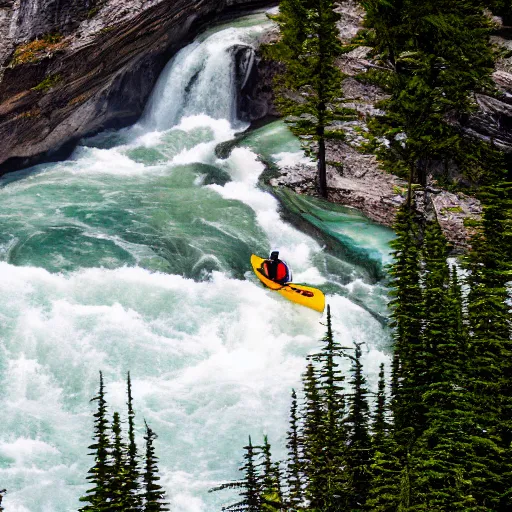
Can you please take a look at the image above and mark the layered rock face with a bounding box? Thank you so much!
[0,0,274,172]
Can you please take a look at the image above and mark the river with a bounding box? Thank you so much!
[0,12,394,512]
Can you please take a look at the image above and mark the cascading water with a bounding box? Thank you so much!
[142,21,260,131]
[0,12,394,512]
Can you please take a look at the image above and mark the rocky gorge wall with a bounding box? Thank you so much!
[0,0,275,173]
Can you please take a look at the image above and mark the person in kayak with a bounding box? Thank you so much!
[262,251,292,284]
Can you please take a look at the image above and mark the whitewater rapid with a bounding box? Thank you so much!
[0,12,393,512]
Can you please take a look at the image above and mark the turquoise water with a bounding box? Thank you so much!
[0,13,393,512]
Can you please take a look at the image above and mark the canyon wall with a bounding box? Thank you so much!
[0,0,274,173]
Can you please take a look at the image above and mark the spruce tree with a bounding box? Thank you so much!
[267,0,351,197]
[421,218,450,387]
[366,365,402,512]
[305,305,349,509]
[300,362,328,510]
[79,371,113,512]
[126,372,142,511]
[210,436,262,512]
[109,411,130,510]
[260,436,282,511]
[388,205,423,438]
[407,230,482,510]
[142,421,170,512]
[345,343,372,510]
[364,0,495,187]
[465,178,512,509]
[0,489,5,512]
[285,389,304,510]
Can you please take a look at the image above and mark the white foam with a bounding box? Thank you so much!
[0,261,390,511]
[274,151,315,169]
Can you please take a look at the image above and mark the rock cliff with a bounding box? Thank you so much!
[0,0,274,173]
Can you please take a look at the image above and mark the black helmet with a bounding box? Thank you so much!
[270,251,279,260]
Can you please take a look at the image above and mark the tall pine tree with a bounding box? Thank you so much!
[345,343,372,510]
[210,436,262,512]
[109,411,131,510]
[305,304,349,509]
[364,0,495,187]
[366,365,402,512]
[285,389,304,510]
[79,371,113,512]
[267,0,350,197]
[126,372,142,512]
[143,421,169,512]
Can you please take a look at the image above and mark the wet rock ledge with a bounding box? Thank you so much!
[0,0,275,174]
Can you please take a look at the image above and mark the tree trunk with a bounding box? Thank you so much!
[318,135,327,198]
[407,163,414,209]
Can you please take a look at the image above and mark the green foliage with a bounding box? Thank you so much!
[266,0,350,196]
[79,371,112,511]
[32,74,62,93]
[78,372,171,511]
[490,0,512,24]
[143,421,170,512]
[305,305,350,508]
[109,412,131,510]
[9,34,66,66]
[366,365,403,511]
[126,372,142,511]
[345,343,373,509]
[388,205,423,433]
[362,0,496,188]
[211,436,263,512]
[285,389,303,509]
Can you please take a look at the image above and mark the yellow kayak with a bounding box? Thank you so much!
[251,254,325,313]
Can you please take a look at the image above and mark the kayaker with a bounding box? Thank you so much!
[262,251,291,284]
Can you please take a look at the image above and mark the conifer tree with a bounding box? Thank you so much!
[260,437,282,511]
[465,178,512,509]
[421,218,450,387]
[0,488,5,512]
[406,230,482,510]
[79,371,113,512]
[364,0,495,187]
[125,372,142,511]
[345,343,372,510]
[366,365,402,512]
[285,389,304,510]
[305,305,349,509]
[210,436,262,512]
[142,421,169,512]
[267,0,350,197]
[109,411,130,510]
[388,205,423,437]
[300,362,325,509]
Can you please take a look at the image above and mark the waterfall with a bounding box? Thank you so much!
[142,26,263,131]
